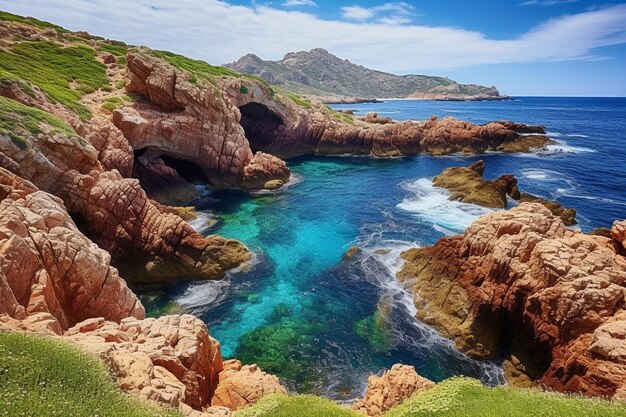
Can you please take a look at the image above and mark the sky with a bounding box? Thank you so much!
[1,1,625,96]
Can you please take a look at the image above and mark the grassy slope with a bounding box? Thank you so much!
[386,378,626,417]
[238,379,626,417]
[234,395,361,417]
[0,331,183,417]
[0,95,83,149]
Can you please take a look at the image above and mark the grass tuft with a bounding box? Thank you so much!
[234,394,360,417]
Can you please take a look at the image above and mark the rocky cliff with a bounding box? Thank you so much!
[225,49,506,101]
[397,203,626,399]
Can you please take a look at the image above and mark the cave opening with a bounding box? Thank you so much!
[133,149,209,184]
[239,102,285,152]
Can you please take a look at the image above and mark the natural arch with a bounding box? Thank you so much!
[238,102,285,152]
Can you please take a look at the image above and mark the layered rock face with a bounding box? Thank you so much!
[0,167,143,333]
[397,203,626,398]
[115,51,549,184]
[352,364,434,416]
[64,315,223,411]
[433,160,577,225]
[114,51,290,191]
[0,106,250,286]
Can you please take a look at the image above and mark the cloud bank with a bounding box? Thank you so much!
[0,0,625,74]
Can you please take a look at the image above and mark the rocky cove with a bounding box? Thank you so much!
[1,11,626,417]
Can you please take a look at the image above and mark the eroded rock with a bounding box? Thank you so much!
[352,364,434,416]
[0,167,143,333]
[397,203,626,398]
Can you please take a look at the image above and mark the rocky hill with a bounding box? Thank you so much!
[225,48,506,101]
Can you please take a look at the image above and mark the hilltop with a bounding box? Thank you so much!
[225,48,506,102]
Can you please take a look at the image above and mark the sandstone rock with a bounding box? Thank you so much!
[397,203,626,398]
[65,314,224,411]
[352,364,434,416]
[0,114,250,286]
[613,220,626,255]
[211,359,288,410]
[0,168,143,333]
[118,51,291,191]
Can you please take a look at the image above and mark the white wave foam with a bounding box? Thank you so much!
[187,211,217,233]
[397,179,493,233]
[545,142,595,154]
[174,252,261,311]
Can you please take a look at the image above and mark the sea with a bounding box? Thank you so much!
[142,97,626,400]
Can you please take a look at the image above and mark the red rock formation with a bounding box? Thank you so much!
[116,51,549,190]
[65,315,223,410]
[352,364,434,416]
[211,359,288,410]
[0,102,250,286]
[0,167,143,333]
[397,203,626,398]
[115,52,290,191]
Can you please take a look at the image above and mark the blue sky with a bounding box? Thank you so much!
[1,0,625,96]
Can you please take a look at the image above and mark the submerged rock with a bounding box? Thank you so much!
[397,203,626,399]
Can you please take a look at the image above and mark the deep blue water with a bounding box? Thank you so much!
[144,97,626,400]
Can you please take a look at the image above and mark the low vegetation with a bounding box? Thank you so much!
[0,40,109,120]
[0,95,77,144]
[150,49,267,87]
[0,331,183,417]
[385,377,626,417]
[234,394,361,417]
[285,92,312,109]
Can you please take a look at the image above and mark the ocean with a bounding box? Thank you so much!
[143,97,626,399]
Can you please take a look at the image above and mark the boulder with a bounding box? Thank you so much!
[211,359,288,410]
[352,364,434,416]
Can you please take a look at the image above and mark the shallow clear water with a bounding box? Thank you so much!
[143,97,626,400]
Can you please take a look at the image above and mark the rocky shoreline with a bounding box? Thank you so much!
[1,11,625,417]
[397,203,626,399]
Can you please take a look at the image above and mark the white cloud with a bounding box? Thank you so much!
[520,0,580,6]
[341,6,375,21]
[0,0,625,74]
[341,2,416,24]
[283,0,317,7]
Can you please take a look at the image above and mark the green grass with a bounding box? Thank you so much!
[285,92,312,109]
[234,394,360,417]
[101,96,124,112]
[0,331,183,417]
[0,41,109,120]
[149,49,267,87]
[0,10,68,32]
[385,377,626,417]
[0,95,78,144]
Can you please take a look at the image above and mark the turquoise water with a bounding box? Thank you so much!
[144,97,626,399]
